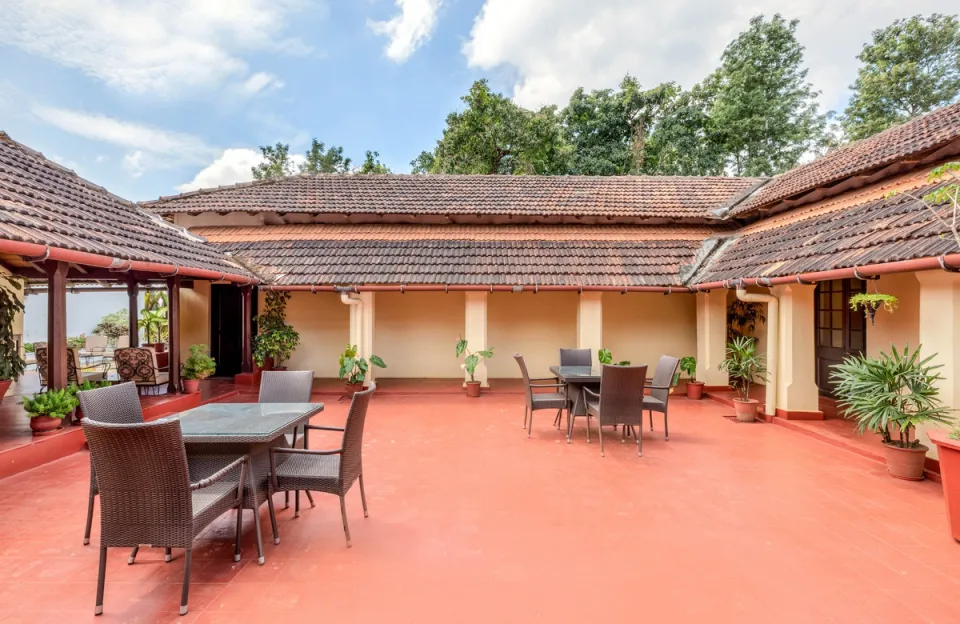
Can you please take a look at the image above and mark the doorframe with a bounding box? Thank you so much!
[814,278,867,396]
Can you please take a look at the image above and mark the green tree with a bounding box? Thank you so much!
[710,14,827,176]
[410,151,435,174]
[300,138,352,174]
[419,80,572,174]
[842,14,960,141]
[644,80,726,175]
[251,142,295,180]
[356,150,391,174]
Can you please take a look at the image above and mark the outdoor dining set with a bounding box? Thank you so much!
[77,371,375,616]
[514,349,680,457]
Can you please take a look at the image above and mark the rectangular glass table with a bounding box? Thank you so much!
[174,402,325,562]
[548,366,602,440]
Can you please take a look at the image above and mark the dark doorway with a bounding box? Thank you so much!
[210,285,256,377]
[815,279,866,395]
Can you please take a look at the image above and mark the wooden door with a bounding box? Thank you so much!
[815,279,866,395]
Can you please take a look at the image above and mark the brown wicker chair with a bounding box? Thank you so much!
[559,348,592,367]
[644,355,681,440]
[82,417,248,616]
[113,347,168,394]
[269,383,376,546]
[581,364,648,456]
[259,370,315,512]
[36,346,105,390]
[77,382,144,546]
[514,353,568,437]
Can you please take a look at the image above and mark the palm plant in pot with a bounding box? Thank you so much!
[0,274,25,404]
[679,356,703,399]
[831,345,952,481]
[456,337,493,397]
[139,291,168,352]
[22,389,77,436]
[182,344,217,394]
[719,337,767,422]
[338,344,386,397]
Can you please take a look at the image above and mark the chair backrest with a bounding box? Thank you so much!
[85,335,108,351]
[259,370,314,403]
[513,353,534,409]
[598,364,648,427]
[78,382,144,424]
[649,355,681,404]
[67,348,82,385]
[339,382,376,491]
[35,346,81,385]
[560,348,592,367]
[116,335,130,349]
[82,418,193,548]
[36,346,48,385]
[114,347,159,383]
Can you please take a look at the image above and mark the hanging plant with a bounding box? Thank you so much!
[849,293,898,325]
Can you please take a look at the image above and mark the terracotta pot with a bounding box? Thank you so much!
[465,381,481,397]
[72,407,84,426]
[344,383,364,398]
[0,379,11,404]
[29,415,63,436]
[686,381,705,400]
[927,430,960,542]
[883,442,928,481]
[732,398,759,422]
[182,379,201,394]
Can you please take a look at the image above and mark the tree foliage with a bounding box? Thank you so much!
[251,142,295,180]
[252,139,388,180]
[356,150,391,174]
[842,14,960,141]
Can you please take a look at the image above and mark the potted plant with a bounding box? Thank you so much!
[67,380,112,422]
[22,389,77,436]
[680,356,703,399]
[598,349,630,366]
[832,345,952,481]
[338,344,386,397]
[182,344,217,394]
[253,292,300,371]
[0,274,25,404]
[849,293,898,326]
[928,425,960,542]
[140,291,168,352]
[456,337,493,397]
[719,336,767,422]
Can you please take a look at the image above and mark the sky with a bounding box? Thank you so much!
[0,0,950,203]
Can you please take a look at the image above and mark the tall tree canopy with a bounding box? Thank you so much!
[251,139,388,180]
[251,143,295,180]
[644,81,726,176]
[842,14,960,141]
[301,139,351,174]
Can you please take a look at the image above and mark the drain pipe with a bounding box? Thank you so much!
[736,286,778,418]
[339,291,363,349]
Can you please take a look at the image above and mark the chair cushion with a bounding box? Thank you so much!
[531,393,567,410]
[275,453,341,494]
[643,396,666,410]
[585,399,600,416]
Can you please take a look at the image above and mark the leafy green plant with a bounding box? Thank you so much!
[831,345,953,448]
[140,291,168,345]
[0,274,25,382]
[455,336,493,383]
[598,349,630,366]
[888,162,960,250]
[182,344,217,380]
[92,309,129,342]
[253,291,300,368]
[950,426,960,441]
[727,299,766,343]
[677,356,698,386]
[719,337,767,402]
[23,343,34,354]
[21,389,78,419]
[67,335,86,349]
[849,293,898,325]
[66,379,112,397]
[338,344,386,385]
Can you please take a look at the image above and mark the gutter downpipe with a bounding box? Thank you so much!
[736,285,778,418]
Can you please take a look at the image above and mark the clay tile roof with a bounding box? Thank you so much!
[142,174,763,220]
[731,102,960,216]
[195,224,724,287]
[0,131,252,277]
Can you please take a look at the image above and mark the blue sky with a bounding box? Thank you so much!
[0,0,947,203]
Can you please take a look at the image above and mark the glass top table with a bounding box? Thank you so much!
[174,402,325,444]
[549,365,603,383]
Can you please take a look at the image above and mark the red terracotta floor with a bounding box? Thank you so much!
[1,394,958,623]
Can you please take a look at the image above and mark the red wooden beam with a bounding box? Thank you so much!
[126,279,139,348]
[167,276,181,394]
[241,285,253,374]
[46,261,68,389]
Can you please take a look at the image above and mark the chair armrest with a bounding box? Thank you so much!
[273,447,343,457]
[530,383,566,390]
[530,377,559,383]
[190,455,247,491]
[304,424,345,432]
[644,384,671,390]
[582,387,600,400]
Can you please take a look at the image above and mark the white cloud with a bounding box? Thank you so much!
[240,72,285,96]
[369,0,441,62]
[177,149,307,192]
[122,151,149,178]
[463,1,948,112]
[0,0,313,98]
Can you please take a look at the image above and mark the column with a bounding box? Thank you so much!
[241,286,253,374]
[360,292,376,381]
[126,279,139,348]
[166,276,181,394]
[695,290,728,386]
[464,291,489,387]
[917,271,960,459]
[576,292,603,366]
[771,284,821,418]
[46,261,68,389]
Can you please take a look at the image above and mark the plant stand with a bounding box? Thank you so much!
[928,431,960,542]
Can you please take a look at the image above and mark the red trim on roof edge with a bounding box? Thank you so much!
[0,239,258,285]
[260,284,692,294]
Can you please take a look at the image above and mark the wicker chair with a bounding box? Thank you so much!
[644,355,681,440]
[36,346,105,389]
[581,364,648,456]
[82,417,248,616]
[269,383,376,546]
[259,370,315,511]
[559,348,592,367]
[77,383,144,546]
[514,354,568,437]
[114,347,169,394]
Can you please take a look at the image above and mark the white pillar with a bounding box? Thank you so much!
[917,271,960,459]
[772,284,821,417]
[464,292,489,387]
[696,291,729,386]
[346,292,377,381]
[577,292,603,366]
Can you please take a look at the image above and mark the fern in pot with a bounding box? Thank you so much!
[719,337,767,422]
[831,345,952,480]
[22,389,78,436]
[182,344,217,394]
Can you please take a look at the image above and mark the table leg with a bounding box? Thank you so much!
[246,454,265,565]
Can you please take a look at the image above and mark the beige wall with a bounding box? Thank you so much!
[866,272,920,358]
[375,292,465,378]
[179,280,211,364]
[281,291,350,377]
[487,292,578,378]
[602,293,697,375]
